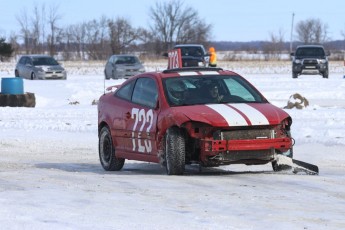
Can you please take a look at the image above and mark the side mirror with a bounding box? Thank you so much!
[290,52,295,56]
[162,52,168,57]
[326,51,331,56]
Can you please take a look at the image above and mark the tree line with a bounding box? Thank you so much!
[0,0,338,61]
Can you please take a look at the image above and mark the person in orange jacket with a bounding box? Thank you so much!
[209,47,217,67]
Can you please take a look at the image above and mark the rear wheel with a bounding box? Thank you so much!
[99,126,125,171]
[31,72,36,80]
[165,127,185,175]
[15,70,20,77]
[292,72,298,78]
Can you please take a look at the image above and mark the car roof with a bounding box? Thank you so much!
[20,54,52,58]
[140,67,240,80]
[111,54,138,57]
[296,45,325,49]
[174,44,205,48]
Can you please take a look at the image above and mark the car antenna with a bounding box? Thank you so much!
[103,75,106,95]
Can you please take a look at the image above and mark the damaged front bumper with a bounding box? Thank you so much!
[199,138,292,166]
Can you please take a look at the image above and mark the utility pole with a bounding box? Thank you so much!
[290,12,295,53]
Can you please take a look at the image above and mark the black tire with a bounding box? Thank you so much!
[15,70,20,77]
[292,72,298,78]
[99,126,125,171]
[322,70,329,78]
[165,127,186,175]
[31,72,36,80]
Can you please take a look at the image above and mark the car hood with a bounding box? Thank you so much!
[35,65,64,71]
[172,103,290,127]
[116,63,143,68]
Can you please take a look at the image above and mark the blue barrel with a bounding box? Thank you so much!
[1,78,24,95]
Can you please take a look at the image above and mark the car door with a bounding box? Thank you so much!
[23,57,33,79]
[104,56,114,79]
[18,57,29,79]
[125,77,159,156]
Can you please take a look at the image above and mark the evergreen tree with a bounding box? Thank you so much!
[0,38,14,61]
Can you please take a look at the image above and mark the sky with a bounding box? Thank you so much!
[0,0,345,42]
[1,60,345,229]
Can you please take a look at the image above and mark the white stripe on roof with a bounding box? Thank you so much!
[198,71,220,75]
[178,72,199,76]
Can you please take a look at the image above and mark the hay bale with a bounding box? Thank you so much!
[0,92,36,107]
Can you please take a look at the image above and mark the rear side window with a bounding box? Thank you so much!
[116,81,135,101]
[132,78,158,108]
[19,57,26,64]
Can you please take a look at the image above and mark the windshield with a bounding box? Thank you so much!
[32,57,59,66]
[115,56,139,65]
[177,47,204,57]
[163,75,266,106]
[295,47,325,57]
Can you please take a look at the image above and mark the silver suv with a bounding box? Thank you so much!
[15,55,67,80]
[291,45,329,79]
[104,55,145,79]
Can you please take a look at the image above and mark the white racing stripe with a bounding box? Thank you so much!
[230,104,269,125]
[198,71,220,75]
[206,104,270,126]
[178,72,199,76]
[206,104,248,126]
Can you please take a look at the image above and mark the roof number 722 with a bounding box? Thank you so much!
[131,108,153,153]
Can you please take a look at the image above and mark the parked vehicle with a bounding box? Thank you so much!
[291,45,330,78]
[173,44,210,67]
[15,55,67,80]
[104,55,145,80]
[98,67,295,175]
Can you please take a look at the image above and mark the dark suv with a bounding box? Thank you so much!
[291,45,329,79]
[173,44,210,67]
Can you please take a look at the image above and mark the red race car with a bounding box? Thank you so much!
[98,67,293,175]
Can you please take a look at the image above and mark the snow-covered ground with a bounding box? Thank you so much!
[0,60,345,230]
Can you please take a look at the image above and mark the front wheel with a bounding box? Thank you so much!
[322,70,329,78]
[31,72,36,80]
[165,127,185,175]
[99,126,125,171]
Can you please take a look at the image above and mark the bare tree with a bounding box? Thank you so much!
[108,17,138,54]
[16,8,31,54]
[177,20,211,44]
[263,29,285,60]
[295,18,329,44]
[62,23,87,60]
[31,4,45,53]
[47,4,62,56]
[149,0,211,52]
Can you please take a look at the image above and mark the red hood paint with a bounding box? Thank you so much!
[171,103,290,127]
